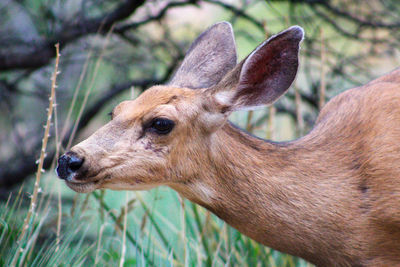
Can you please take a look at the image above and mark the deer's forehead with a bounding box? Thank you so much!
[116,86,200,120]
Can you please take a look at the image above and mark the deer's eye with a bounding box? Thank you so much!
[108,107,116,120]
[149,118,175,135]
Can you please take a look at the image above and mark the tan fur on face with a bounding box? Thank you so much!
[68,86,205,191]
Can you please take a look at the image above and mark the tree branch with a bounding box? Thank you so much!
[0,0,145,71]
[204,0,265,33]
[115,1,199,34]
[316,1,400,29]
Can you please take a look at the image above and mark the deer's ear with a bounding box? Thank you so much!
[169,22,237,89]
[212,26,304,111]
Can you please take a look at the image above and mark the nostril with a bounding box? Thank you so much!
[56,152,84,180]
[68,155,84,171]
[57,154,70,180]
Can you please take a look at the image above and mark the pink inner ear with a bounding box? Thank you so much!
[234,27,303,108]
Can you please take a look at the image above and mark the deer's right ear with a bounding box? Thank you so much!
[169,22,237,89]
[210,26,304,112]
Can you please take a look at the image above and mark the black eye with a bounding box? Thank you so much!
[149,118,175,135]
[107,111,113,119]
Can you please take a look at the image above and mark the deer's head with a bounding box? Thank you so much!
[57,22,304,193]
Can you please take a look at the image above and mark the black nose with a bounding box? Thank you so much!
[56,152,84,180]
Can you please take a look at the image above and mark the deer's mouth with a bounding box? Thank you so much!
[65,179,100,193]
[64,172,111,193]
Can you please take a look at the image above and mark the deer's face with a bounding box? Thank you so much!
[58,86,219,193]
[56,22,303,193]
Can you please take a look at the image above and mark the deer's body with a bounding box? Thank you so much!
[174,72,400,266]
[57,23,400,266]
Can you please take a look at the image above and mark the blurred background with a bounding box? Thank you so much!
[0,0,399,266]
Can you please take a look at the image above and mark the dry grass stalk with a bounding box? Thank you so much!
[55,182,62,252]
[246,111,254,132]
[262,19,270,38]
[131,86,135,99]
[119,191,129,267]
[60,23,108,147]
[295,85,304,136]
[1,192,12,221]
[99,189,106,222]
[178,195,187,264]
[60,50,93,145]
[11,43,60,267]
[67,24,115,149]
[319,28,326,110]
[15,182,25,214]
[50,74,63,253]
[94,223,106,265]
[266,106,276,140]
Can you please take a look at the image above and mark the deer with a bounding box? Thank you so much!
[56,22,400,266]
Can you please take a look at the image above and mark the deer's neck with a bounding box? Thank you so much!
[172,122,361,265]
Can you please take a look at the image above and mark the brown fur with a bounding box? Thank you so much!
[176,69,400,266]
[61,24,400,266]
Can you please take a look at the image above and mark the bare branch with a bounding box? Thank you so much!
[204,0,265,32]
[0,0,145,71]
[116,1,199,34]
[316,1,400,29]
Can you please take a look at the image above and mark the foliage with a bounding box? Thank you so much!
[0,186,311,266]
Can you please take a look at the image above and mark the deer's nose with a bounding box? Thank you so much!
[56,152,84,180]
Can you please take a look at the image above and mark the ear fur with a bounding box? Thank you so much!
[211,26,304,111]
[169,22,237,89]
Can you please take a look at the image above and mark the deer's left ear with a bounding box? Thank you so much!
[169,22,237,89]
[211,26,304,111]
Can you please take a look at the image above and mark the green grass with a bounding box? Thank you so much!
[0,179,312,266]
